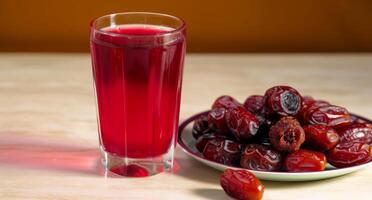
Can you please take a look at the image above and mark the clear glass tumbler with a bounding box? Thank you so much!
[90,12,186,177]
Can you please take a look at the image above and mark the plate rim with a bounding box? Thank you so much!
[178,110,372,176]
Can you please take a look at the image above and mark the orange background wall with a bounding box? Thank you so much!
[1,0,372,52]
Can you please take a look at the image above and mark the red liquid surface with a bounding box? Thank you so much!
[91,25,186,158]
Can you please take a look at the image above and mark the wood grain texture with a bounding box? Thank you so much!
[0,53,371,200]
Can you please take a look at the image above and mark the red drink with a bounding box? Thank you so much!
[90,13,186,176]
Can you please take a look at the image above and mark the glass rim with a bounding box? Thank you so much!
[90,12,186,38]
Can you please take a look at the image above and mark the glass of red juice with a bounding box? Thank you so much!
[90,12,186,177]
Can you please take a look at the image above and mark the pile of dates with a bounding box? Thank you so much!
[193,85,372,172]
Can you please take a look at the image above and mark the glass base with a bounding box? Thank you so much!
[100,147,174,177]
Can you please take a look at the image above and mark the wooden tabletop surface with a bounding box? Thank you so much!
[0,53,371,200]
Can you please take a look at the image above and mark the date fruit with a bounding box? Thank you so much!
[199,86,372,172]
[285,149,327,172]
[226,107,260,141]
[304,105,352,128]
[212,95,242,110]
[220,169,264,200]
[244,95,264,114]
[337,123,372,144]
[328,142,371,168]
[203,138,242,166]
[192,114,212,139]
[269,117,305,152]
[298,96,330,123]
[240,144,282,171]
[303,125,339,151]
[208,107,229,133]
[196,133,219,152]
[264,86,302,117]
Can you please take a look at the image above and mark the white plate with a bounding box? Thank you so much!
[178,111,372,181]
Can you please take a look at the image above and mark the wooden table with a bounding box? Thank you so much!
[0,53,371,200]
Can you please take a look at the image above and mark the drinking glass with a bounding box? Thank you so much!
[90,12,186,176]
